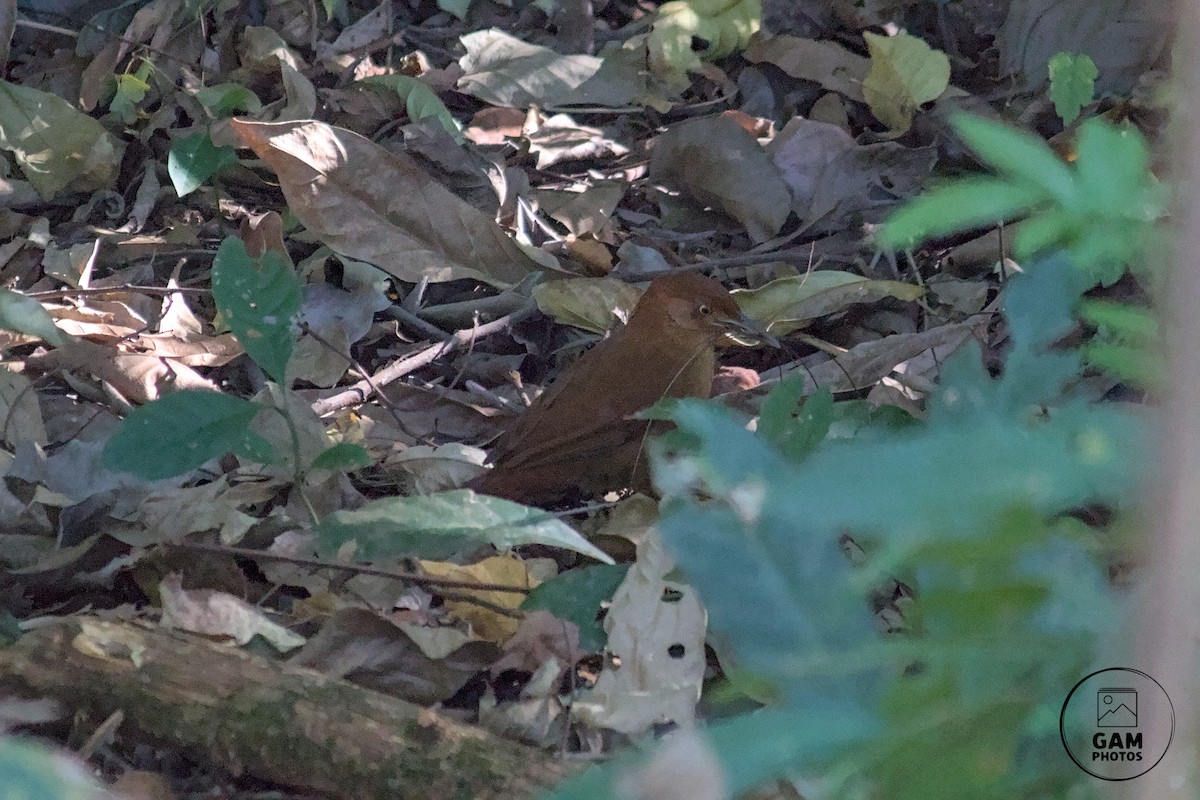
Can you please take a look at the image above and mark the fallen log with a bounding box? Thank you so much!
[0,617,574,800]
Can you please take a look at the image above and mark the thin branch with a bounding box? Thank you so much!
[171,541,535,594]
[310,307,533,416]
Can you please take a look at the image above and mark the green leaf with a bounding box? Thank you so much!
[310,441,373,471]
[211,237,301,384]
[878,176,1044,250]
[1079,299,1157,340]
[0,738,103,800]
[862,31,950,133]
[316,490,616,564]
[168,132,239,196]
[521,563,629,650]
[986,257,1088,411]
[437,0,470,19]
[109,62,152,124]
[661,263,1143,552]
[1073,118,1154,219]
[548,707,873,800]
[1009,208,1078,260]
[1047,52,1097,126]
[192,83,262,118]
[0,289,68,347]
[757,380,832,463]
[1082,342,1162,388]
[357,75,463,143]
[1079,299,1162,388]
[102,390,273,479]
[951,113,1077,207]
[626,259,1143,798]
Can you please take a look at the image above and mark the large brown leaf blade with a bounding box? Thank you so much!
[231,119,546,285]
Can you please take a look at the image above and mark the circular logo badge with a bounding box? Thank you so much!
[1060,667,1174,780]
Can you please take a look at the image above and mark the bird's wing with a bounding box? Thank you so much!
[485,333,649,468]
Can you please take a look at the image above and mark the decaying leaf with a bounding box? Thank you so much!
[159,572,305,652]
[532,278,643,335]
[572,530,705,735]
[734,272,925,335]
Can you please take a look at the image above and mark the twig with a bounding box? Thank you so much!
[416,293,532,325]
[27,285,210,300]
[310,308,532,416]
[385,306,452,342]
[629,246,822,279]
[171,541,534,594]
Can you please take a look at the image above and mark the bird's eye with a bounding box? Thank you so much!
[698,304,712,315]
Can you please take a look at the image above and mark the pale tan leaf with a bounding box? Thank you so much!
[138,477,275,545]
[385,442,487,495]
[744,34,869,101]
[783,321,984,393]
[572,530,705,735]
[135,332,242,367]
[0,82,122,199]
[159,573,305,652]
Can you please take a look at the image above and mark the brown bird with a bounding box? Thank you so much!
[470,273,771,505]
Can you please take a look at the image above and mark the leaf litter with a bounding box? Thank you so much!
[0,0,1168,797]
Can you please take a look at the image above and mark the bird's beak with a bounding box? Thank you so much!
[721,313,780,348]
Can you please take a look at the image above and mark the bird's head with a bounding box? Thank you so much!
[636,273,777,347]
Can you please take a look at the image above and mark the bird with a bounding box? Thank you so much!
[470,273,772,505]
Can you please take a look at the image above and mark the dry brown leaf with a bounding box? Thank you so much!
[138,476,278,545]
[230,118,549,285]
[25,338,217,404]
[134,332,242,367]
[649,115,791,243]
[239,210,289,259]
[289,607,498,705]
[744,33,870,102]
[491,609,580,675]
[0,367,47,445]
[784,321,985,394]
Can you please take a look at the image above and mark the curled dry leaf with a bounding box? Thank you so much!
[158,573,305,652]
[781,320,985,394]
[231,118,548,286]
